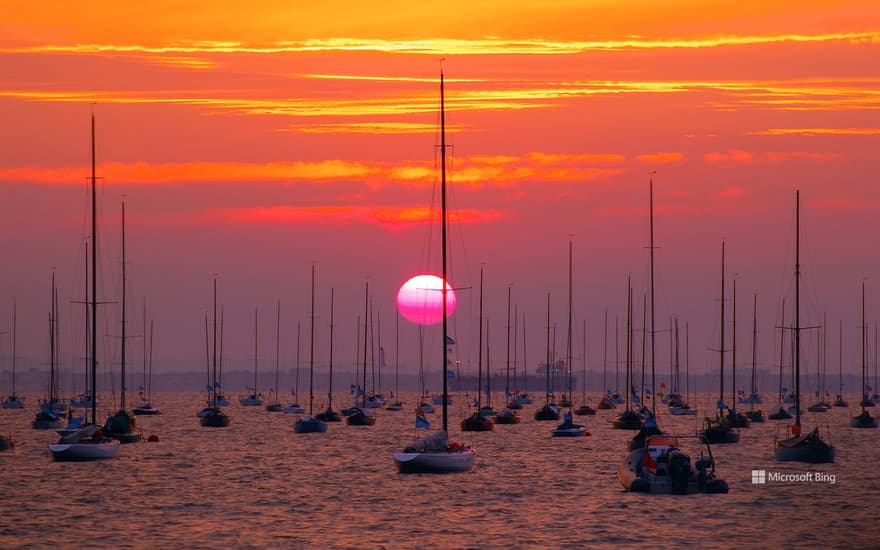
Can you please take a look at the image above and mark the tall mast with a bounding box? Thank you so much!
[395,308,399,400]
[862,281,866,413]
[90,113,98,425]
[478,268,483,409]
[582,319,587,402]
[295,321,301,401]
[567,240,573,407]
[625,276,631,410]
[148,319,153,404]
[50,273,56,403]
[794,190,801,427]
[640,295,646,405]
[212,278,217,406]
[731,277,736,411]
[778,299,786,404]
[522,313,527,395]
[513,305,518,395]
[603,308,607,395]
[11,303,16,397]
[143,298,147,405]
[309,264,315,415]
[440,69,449,433]
[362,282,369,410]
[219,306,224,395]
[506,285,511,400]
[752,293,758,401]
[275,300,281,404]
[486,319,491,408]
[686,322,690,403]
[120,201,127,411]
[839,319,843,395]
[253,307,259,399]
[545,293,551,404]
[329,288,335,409]
[649,176,657,417]
[719,241,726,415]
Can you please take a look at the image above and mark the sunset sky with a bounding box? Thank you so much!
[1,1,879,394]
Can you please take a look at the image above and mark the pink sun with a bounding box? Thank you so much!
[396,274,457,325]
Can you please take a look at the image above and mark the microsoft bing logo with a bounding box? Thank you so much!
[752,470,766,484]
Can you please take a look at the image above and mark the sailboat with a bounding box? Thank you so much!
[462,269,495,431]
[726,279,750,428]
[774,190,835,462]
[199,278,230,427]
[240,308,263,406]
[627,180,667,449]
[833,320,849,407]
[2,304,23,409]
[613,278,641,430]
[851,281,877,428]
[283,322,305,414]
[393,70,475,473]
[102,202,143,444]
[34,274,65,430]
[553,240,588,437]
[347,282,376,426]
[575,320,596,416]
[700,242,740,444]
[132,307,160,415]
[668,319,696,416]
[596,309,615,410]
[50,113,120,459]
[496,287,521,424]
[295,265,328,433]
[807,314,832,412]
[535,294,561,421]
[743,294,765,422]
[265,301,284,412]
[385,313,405,411]
[316,288,342,422]
[511,309,533,407]
[768,298,794,420]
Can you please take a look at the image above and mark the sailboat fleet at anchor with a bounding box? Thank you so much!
[0,74,868,497]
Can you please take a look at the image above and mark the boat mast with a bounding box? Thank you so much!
[148,319,153,404]
[90,113,98,425]
[506,285,511,401]
[121,201,127,412]
[567,240,573,408]
[522,313,527,396]
[839,319,843,396]
[362,282,368,410]
[275,300,280,405]
[11,303,16,397]
[395,308,399,400]
[253,307,259,400]
[295,321,300,401]
[329,288,334,409]
[752,293,758,405]
[212,278,218,407]
[640,295,646,405]
[731,277,736,412]
[545,293,551,405]
[603,308,607,396]
[513,304,518,395]
[440,68,450,433]
[625,276,631,410]
[794,191,801,428]
[719,241,726,417]
[486,319,491,408]
[862,281,866,413]
[309,264,315,415]
[478,268,483,410]
[582,319,587,403]
[649,176,657,417]
[778,298,786,404]
[50,273,56,404]
[142,298,147,405]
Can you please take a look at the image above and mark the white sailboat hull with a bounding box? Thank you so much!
[283,405,305,414]
[393,449,475,473]
[49,440,120,461]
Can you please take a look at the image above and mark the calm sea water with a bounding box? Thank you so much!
[1,392,876,548]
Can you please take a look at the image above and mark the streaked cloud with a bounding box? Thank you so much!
[7,30,880,56]
[200,204,509,229]
[704,149,841,164]
[637,152,685,164]
[748,127,880,136]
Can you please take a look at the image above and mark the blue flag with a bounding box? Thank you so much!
[446,335,456,345]
[206,384,213,392]
[447,369,455,378]
[416,409,430,430]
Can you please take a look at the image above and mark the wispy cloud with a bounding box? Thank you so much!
[7,31,880,56]
[637,152,685,164]
[748,127,880,136]
[704,149,841,164]
[0,152,632,188]
[200,204,508,229]
[285,122,467,134]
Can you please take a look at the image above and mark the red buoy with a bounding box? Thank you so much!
[148,434,160,442]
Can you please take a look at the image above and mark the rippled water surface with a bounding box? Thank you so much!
[1,392,876,548]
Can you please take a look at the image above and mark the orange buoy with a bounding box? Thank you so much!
[585,432,592,437]
[94,430,104,439]
[148,434,159,442]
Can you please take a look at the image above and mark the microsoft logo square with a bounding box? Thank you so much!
[752,470,766,484]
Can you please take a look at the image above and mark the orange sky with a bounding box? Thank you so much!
[1,1,879,393]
